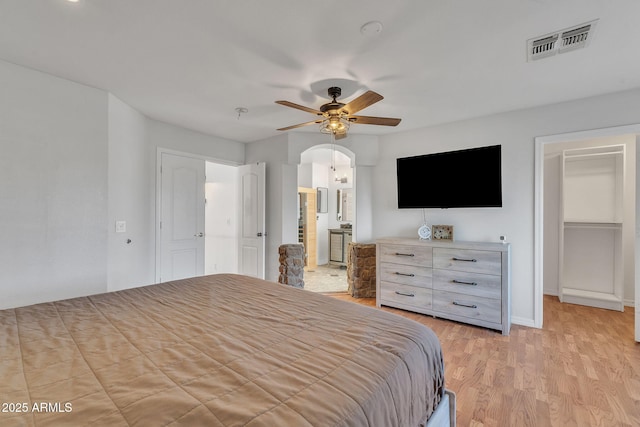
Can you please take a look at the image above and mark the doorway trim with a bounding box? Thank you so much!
[534,124,639,335]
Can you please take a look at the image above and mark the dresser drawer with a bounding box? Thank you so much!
[433,269,501,299]
[433,248,501,275]
[380,262,432,288]
[379,244,432,267]
[380,282,432,309]
[432,291,501,324]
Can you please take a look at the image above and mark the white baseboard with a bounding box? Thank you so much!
[511,316,536,328]
[546,291,633,308]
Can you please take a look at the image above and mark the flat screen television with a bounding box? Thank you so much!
[396,144,502,209]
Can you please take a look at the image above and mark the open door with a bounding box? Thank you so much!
[298,187,317,269]
[238,162,266,279]
[158,152,206,282]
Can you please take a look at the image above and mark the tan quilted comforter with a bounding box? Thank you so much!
[1,274,444,426]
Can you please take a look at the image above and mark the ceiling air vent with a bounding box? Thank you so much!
[527,19,598,62]
[559,23,594,53]
[529,34,559,61]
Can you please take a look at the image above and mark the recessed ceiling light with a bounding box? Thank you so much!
[66,0,80,3]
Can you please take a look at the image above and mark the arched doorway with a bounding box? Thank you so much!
[298,144,355,293]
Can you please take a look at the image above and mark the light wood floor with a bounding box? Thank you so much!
[328,293,640,427]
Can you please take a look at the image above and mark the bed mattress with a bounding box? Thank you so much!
[1,274,445,426]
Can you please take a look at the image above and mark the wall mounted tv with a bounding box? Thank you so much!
[396,144,502,209]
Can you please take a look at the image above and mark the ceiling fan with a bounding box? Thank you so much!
[275,86,401,140]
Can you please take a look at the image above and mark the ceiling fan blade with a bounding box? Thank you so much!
[348,115,401,126]
[277,119,323,131]
[275,100,322,115]
[343,91,384,115]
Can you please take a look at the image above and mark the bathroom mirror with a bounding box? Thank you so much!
[337,188,353,221]
[317,187,328,213]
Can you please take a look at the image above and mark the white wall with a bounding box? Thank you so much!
[147,119,244,165]
[107,94,153,291]
[0,60,246,309]
[298,163,313,188]
[375,88,640,326]
[353,166,374,243]
[0,60,109,309]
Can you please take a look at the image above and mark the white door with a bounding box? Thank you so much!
[159,153,206,282]
[238,162,266,278]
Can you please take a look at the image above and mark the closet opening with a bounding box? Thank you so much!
[535,125,639,341]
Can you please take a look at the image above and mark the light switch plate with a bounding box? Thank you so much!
[115,220,126,233]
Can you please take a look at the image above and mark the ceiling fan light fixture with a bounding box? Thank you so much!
[275,86,400,135]
[320,117,350,135]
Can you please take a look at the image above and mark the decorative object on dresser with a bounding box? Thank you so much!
[432,225,454,240]
[418,209,432,240]
[376,237,511,335]
[418,223,432,240]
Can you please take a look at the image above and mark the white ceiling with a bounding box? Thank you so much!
[2,1,640,143]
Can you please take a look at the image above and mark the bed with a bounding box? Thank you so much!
[1,274,454,426]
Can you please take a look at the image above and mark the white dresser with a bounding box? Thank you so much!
[376,238,511,335]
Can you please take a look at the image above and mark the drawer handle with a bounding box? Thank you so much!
[452,257,477,262]
[395,252,415,257]
[395,291,415,297]
[395,272,415,277]
[453,301,478,309]
[452,279,478,286]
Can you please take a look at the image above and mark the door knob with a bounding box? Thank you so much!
[194,232,204,237]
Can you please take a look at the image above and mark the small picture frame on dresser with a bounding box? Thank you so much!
[432,225,454,241]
